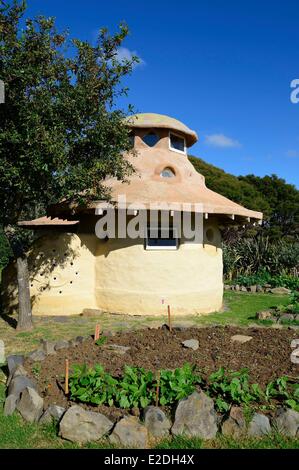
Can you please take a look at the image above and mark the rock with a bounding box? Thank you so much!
[231,334,253,344]
[295,314,299,322]
[172,391,218,439]
[240,286,247,292]
[40,339,56,355]
[103,344,131,355]
[224,284,231,291]
[249,285,257,293]
[275,408,299,437]
[7,355,24,375]
[7,364,28,386]
[256,310,273,320]
[221,406,246,438]
[75,336,86,344]
[55,340,70,351]
[264,284,271,288]
[182,339,199,351]
[256,285,264,292]
[280,313,295,322]
[270,287,291,295]
[17,387,44,423]
[0,339,5,364]
[69,338,81,347]
[39,405,66,424]
[8,375,37,398]
[144,406,171,438]
[59,405,113,443]
[109,416,148,448]
[53,316,68,323]
[27,349,46,362]
[81,308,102,317]
[248,413,271,437]
[234,285,240,292]
[3,394,19,416]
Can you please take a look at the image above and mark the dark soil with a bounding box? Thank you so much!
[24,326,299,421]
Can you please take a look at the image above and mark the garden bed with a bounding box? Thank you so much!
[24,325,299,420]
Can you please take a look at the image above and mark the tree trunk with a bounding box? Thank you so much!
[16,255,33,331]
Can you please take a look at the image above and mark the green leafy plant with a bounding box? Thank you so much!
[68,363,299,414]
[69,363,201,409]
[159,364,202,406]
[206,367,264,412]
[31,363,41,378]
[95,336,107,347]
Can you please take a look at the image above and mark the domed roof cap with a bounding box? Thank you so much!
[125,113,198,147]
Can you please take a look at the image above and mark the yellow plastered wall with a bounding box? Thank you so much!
[95,219,223,316]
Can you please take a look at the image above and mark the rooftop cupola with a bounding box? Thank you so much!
[125,113,198,155]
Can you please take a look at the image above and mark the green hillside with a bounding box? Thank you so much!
[189,155,299,239]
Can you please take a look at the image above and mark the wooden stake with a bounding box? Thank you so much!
[94,324,101,342]
[65,359,69,395]
[167,305,172,332]
[155,370,160,407]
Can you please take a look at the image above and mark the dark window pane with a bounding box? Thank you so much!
[142,132,159,147]
[170,133,185,152]
[146,228,177,247]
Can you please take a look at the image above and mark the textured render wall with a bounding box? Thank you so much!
[2,232,97,316]
[95,221,223,316]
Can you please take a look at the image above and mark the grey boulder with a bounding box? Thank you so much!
[144,406,171,438]
[270,287,291,295]
[55,340,70,351]
[109,416,148,448]
[40,340,57,355]
[39,405,66,424]
[59,405,113,443]
[172,391,218,439]
[275,408,299,437]
[3,394,19,416]
[248,413,271,437]
[8,375,37,398]
[7,355,24,375]
[182,339,199,351]
[27,349,46,362]
[17,387,44,423]
[221,406,246,438]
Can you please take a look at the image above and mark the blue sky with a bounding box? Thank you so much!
[25,0,299,187]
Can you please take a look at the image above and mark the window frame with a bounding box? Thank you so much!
[169,131,186,155]
[144,226,179,251]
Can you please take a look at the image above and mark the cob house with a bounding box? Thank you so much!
[2,113,262,317]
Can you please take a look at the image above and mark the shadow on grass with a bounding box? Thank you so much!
[0,313,17,330]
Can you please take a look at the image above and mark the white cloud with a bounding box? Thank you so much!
[286,149,299,158]
[205,133,241,148]
[115,47,146,68]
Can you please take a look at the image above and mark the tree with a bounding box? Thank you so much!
[0,0,137,329]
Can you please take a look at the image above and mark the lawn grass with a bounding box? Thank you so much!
[1,382,299,449]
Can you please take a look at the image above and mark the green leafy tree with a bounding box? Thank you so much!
[0,0,137,329]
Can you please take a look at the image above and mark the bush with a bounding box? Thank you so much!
[223,235,299,281]
[231,272,299,290]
